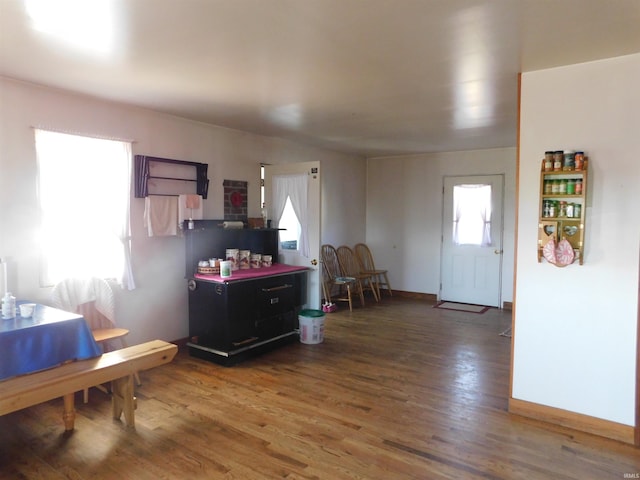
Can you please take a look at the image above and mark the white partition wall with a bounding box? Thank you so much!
[512,54,640,441]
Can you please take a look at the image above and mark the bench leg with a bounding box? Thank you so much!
[111,375,136,428]
[62,393,75,431]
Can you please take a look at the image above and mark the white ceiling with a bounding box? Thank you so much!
[1,0,639,157]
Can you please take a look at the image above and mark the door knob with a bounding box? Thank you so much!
[494,249,503,255]
[311,259,318,266]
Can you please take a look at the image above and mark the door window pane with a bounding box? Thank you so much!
[278,197,301,250]
[452,184,492,246]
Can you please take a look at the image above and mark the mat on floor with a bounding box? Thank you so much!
[433,301,489,314]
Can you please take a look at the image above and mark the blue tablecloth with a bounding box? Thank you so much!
[0,303,103,381]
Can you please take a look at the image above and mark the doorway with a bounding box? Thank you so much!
[440,175,504,307]
[263,161,321,309]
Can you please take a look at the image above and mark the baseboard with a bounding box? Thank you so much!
[509,397,636,445]
[393,290,438,303]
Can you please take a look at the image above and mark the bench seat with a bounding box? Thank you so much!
[0,340,177,431]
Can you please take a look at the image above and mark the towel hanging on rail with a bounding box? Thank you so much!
[178,194,203,227]
[144,195,178,236]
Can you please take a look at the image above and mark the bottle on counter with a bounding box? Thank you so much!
[2,292,16,319]
[261,203,268,228]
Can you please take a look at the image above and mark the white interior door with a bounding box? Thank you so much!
[440,175,503,307]
[264,162,321,309]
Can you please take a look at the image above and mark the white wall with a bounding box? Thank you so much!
[0,77,364,345]
[513,54,640,425]
[366,148,516,302]
[321,156,367,247]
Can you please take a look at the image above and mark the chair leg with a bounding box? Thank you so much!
[382,273,392,296]
[346,284,353,312]
[355,280,366,306]
[369,278,379,302]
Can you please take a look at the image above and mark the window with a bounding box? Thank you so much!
[452,184,492,247]
[278,197,301,250]
[261,165,303,252]
[34,129,134,288]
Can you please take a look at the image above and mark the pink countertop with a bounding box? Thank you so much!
[194,263,309,283]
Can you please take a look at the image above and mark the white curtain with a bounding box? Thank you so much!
[34,129,135,290]
[272,173,309,257]
[452,184,492,247]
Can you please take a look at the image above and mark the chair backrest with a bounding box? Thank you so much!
[336,245,360,276]
[354,243,376,271]
[51,277,116,330]
[321,244,343,281]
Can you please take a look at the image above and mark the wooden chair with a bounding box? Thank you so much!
[51,278,141,403]
[321,244,356,312]
[336,245,379,305]
[355,243,392,297]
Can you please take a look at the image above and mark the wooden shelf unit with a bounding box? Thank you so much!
[537,167,588,265]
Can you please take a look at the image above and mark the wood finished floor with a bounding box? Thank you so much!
[1,297,638,479]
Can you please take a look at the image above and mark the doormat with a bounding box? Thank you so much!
[433,302,490,314]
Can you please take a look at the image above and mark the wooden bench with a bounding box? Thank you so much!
[0,340,177,431]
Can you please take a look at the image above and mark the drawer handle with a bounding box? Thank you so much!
[261,284,293,292]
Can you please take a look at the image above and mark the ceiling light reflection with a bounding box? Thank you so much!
[451,5,494,130]
[25,0,117,57]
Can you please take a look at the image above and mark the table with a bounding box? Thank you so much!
[0,303,102,381]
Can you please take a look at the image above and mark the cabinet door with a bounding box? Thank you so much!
[188,281,229,347]
[226,282,259,347]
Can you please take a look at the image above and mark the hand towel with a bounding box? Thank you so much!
[144,195,179,236]
[185,194,200,209]
[178,194,203,227]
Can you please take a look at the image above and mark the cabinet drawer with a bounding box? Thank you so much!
[255,275,296,317]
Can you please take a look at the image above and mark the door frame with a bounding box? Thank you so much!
[439,174,505,307]
[263,161,322,310]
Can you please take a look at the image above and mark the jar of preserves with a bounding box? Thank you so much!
[559,201,567,217]
[544,151,554,172]
[563,151,575,171]
[575,152,584,171]
[575,178,583,195]
[566,203,574,218]
[574,204,582,218]
[559,179,567,194]
[544,180,552,194]
[553,151,563,171]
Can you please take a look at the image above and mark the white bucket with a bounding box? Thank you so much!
[298,309,325,344]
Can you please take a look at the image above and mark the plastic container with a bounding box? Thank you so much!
[219,261,232,278]
[298,309,325,344]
